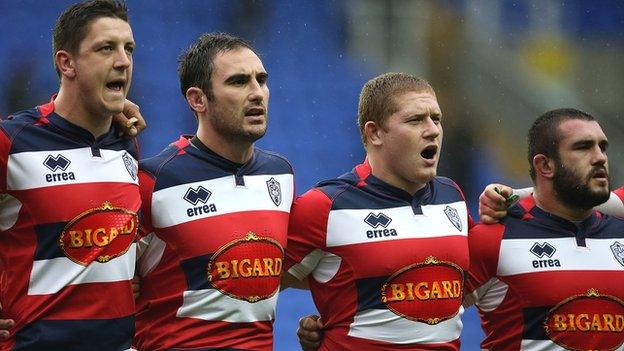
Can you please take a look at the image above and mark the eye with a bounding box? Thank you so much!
[100,45,113,52]
[257,73,268,85]
[125,45,135,55]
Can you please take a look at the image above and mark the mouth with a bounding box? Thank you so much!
[106,79,126,94]
[420,145,438,161]
[591,168,609,181]
[245,106,266,118]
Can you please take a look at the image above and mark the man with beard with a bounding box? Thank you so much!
[465,108,624,350]
[132,33,294,351]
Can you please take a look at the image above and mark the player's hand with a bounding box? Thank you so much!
[0,302,15,340]
[297,315,323,351]
[132,274,141,300]
[114,99,146,137]
[479,184,515,224]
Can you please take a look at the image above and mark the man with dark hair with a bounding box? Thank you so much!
[466,108,624,350]
[133,32,294,351]
[0,1,142,350]
[286,72,471,350]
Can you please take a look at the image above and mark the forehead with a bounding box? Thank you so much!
[557,119,606,145]
[81,16,134,46]
[391,91,440,114]
[212,48,265,78]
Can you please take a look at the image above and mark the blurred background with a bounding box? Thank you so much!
[1,0,623,349]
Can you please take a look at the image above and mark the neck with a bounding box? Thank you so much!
[196,124,254,164]
[367,152,426,195]
[54,87,112,139]
[533,184,593,221]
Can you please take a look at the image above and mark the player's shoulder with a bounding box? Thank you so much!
[430,176,466,203]
[253,147,294,175]
[139,141,181,178]
[0,107,44,138]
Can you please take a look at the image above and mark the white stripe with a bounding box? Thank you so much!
[7,148,138,190]
[0,193,21,231]
[348,307,463,344]
[326,201,467,247]
[517,339,624,351]
[137,233,165,276]
[498,238,624,276]
[466,277,508,312]
[176,289,277,322]
[151,173,293,228]
[28,244,136,295]
[288,249,341,283]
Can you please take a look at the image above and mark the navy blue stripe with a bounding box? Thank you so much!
[144,145,293,192]
[13,316,134,351]
[180,254,214,291]
[503,215,624,240]
[34,222,67,260]
[356,276,389,311]
[522,306,550,341]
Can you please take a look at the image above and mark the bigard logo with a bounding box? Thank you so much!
[59,202,137,265]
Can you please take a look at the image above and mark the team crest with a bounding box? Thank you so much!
[443,206,462,231]
[122,152,137,181]
[266,177,281,206]
[611,241,624,267]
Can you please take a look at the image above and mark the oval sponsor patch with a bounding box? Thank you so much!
[544,288,624,351]
[381,256,464,324]
[208,232,283,302]
[59,202,137,266]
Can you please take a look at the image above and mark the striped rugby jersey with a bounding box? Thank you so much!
[285,160,471,350]
[466,195,624,351]
[0,101,140,351]
[134,136,294,351]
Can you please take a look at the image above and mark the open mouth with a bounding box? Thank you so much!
[245,107,265,117]
[106,79,125,92]
[421,145,438,160]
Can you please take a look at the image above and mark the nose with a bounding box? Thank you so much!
[113,47,132,70]
[248,78,267,103]
[422,117,441,139]
[592,145,608,166]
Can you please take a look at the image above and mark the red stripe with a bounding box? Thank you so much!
[157,210,289,258]
[614,187,624,203]
[13,182,140,223]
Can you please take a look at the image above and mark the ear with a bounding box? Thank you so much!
[533,154,555,179]
[185,87,207,114]
[364,121,383,146]
[55,50,76,79]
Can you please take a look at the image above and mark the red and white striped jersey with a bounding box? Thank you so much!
[0,101,140,351]
[466,196,624,351]
[285,160,471,350]
[134,136,294,351]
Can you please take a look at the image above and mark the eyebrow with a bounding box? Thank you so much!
[224,71,269,84]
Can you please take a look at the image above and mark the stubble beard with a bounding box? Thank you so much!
[211,107,268,144]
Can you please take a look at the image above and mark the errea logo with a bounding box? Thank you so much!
[43,154,75,183]
[530,242,561,268]
[184,186,217,217]
[364,212,398,239]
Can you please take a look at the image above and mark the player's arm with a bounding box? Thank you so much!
[595,187,624,218]
[479,184,529,224]
[281,272,309,290]
[113,99,147,137]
